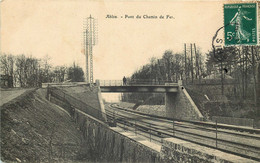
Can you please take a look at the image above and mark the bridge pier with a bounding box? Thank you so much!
[97,79,202,121]
[165,80,203,121]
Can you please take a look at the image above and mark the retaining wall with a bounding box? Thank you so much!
[165,86,203,121]
[160,138,254,163]
[74,108,254,163]
[74,109,162,162]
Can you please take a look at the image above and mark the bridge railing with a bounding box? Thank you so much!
[99,80,123,86]
[99,79,177,86]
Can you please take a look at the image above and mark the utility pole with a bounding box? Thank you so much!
[84,15,97,84]
[184,43,187,84]
[194,43,199,79]
[251,46,257,107]
[190,44,194,83]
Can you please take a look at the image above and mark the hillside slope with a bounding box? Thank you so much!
[1,89,90,162]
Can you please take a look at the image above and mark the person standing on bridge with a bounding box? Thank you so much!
[123,76,127,86]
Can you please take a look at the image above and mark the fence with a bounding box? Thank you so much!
[212,116,254,128]
[106,105,260,161]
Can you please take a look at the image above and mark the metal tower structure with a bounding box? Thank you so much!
[83,27,89,83]
[83,15,97,84]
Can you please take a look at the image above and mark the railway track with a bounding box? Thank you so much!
[48,87,260,161]
[105,104,260,161]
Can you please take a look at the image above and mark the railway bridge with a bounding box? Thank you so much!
[45,81,260,162]
[97,80,203,121]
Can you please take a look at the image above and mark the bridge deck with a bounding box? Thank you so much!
[100,85,179,93]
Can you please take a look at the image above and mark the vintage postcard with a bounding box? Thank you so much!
[1,0,259,162]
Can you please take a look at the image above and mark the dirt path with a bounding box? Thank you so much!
[0,88,33,107]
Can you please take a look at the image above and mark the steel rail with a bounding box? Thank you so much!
[106,110,260,159]
[106,108,260,151]
[109,104,260,140]
[111,104,260,134]
[107,105,260,161]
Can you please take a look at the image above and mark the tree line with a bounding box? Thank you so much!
[128,45,259,104]
[131,45,206,83]
[206,46,259,103]
[0,53,85,87]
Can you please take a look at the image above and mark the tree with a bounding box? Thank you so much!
[67,63,84,82]
[40,55,52,83]
[15,54,26,87]
[206,46,239,95]
[206,45,260,102]
[0,54,15,87]
[53,66,67,82]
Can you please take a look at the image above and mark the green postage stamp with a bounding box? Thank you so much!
[224,3,258,46]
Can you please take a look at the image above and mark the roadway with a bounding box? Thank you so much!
[105,104,260,161]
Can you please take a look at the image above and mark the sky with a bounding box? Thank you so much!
[1,0,228,80]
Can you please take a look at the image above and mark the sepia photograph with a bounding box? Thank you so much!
[0,0,259,162]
